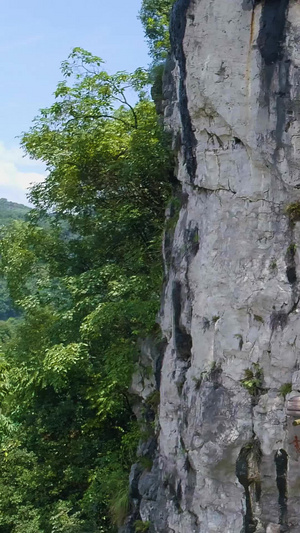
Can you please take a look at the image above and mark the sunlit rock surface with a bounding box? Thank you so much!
[123,1,300,532]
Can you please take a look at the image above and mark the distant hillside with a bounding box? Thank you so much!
[0,199,30,321]
[0,198,30,226]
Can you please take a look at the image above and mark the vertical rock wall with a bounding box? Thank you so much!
[126,1,300,532]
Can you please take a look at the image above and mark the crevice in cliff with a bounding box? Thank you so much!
[172,280,192,361]
[270,220,300,330]
[257,0,289,69]
[242,0,260,10]
[189,181,286,206]
[123,336,166,532]
[163,182,186,275]
[185,223,199,258]
[163,473,183,513]
[236,439,262,533]
[192,183,237,195]
[154,340,167,390]
[270,297,300,333]
[233,136,244,146]
[257,0,291,150]
[285,243,297,286]
[270,309,288,331]
[172,279,192,396]
[184,457,197,525]
[170,0,197,183]
[275,60,291,150]
[275,449,288,531]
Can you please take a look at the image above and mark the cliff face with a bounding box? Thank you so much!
[127,1,300,532]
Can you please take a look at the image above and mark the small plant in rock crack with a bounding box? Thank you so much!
[142,365,153,380]
[138,456,153,471]
[165,195,181,231]
[145,390,160,410]
[240,363,264,397]
[192,369,208,390]
[134,520,151,532]
[140,421,156,442]
[253,314,264,324]
[280,383,292,398]
[286,202,300,224]
[192,231,199,243]
[287,243,297,255]
[192,362,222,390]
[110,484,130,527]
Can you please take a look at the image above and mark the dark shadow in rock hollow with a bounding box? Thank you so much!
[275,449,288,531]
[172,280,192,361]
[236,440,262,533]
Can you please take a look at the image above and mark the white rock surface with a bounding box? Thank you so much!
[137,0,300,532]
[125,1,300,532]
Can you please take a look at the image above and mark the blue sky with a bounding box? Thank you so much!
[0,0,149,204]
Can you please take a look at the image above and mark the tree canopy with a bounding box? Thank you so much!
[0,199,30,321]
[139,0,175,61]
[0,48,173,532]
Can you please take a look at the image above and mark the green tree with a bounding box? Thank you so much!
[0,48,172,532]
[139,0,175,61]
[0,198,30,321]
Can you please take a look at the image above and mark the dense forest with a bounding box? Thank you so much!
[0,1,175,532]
[0,199,30,226]
[0,199,30,321]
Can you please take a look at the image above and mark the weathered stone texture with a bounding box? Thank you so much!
[124,1,300,532]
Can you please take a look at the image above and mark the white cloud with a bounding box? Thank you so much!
[0,142,46,205]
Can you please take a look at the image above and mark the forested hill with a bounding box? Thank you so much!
[0,199,30,320]
[0,198,30,226]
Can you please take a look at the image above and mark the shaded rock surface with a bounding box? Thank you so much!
[122,0,300,531]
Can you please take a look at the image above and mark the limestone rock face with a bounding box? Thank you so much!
[126,1,300,532]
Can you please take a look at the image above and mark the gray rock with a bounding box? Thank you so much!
[129,463,143,500]
[138,471,159,501]
[266,524,280,533]
[292,370,300,391]
[123,0,300,531]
